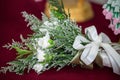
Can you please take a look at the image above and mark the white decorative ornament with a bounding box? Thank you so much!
[73,26,120,75]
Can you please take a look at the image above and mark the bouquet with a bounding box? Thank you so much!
[0,0,120,75]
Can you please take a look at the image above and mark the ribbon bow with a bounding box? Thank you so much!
[73,26,120,75]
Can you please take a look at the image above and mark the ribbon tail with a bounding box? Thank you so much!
[81,43,99,65]
[101,43,120,75]
[100,51,112,68]
[107,53,120,75]
[81,46,91,64]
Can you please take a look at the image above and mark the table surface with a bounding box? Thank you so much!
[0,0,120,80]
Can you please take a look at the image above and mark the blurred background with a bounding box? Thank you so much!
[0,0,120,80]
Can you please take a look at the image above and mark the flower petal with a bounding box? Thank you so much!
[33,64,43,73]
[37,49,45,62]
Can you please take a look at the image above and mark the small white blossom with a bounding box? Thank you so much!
[53,21,58,25]
[44,21,58,27]
[37,29,50,49]
[44,21,53,27]
[33,29,51,73]
[33,63,43,73]
[36,48,45,62]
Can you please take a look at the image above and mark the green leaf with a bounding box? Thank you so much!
[48,0,67,20]
[0,54,37,75]
[13,47,31,55]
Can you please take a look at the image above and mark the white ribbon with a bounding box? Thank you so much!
[73,25,120,75]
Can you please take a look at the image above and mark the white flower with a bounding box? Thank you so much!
[33,29,51,73]
[33,63,43,73]
[44,21,53,27]
[44,21,58,27]
[36,48,45,62]
[37,29,50,49]
[53,21,58,25]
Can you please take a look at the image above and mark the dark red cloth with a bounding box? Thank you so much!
[0,0,120,80]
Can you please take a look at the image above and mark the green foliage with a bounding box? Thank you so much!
[44,53,74,71]
[3,39,26,50]
[15,7,81,72]
[22,11,42,32]
[48,0,67,20]
[48,19,81,54]
[3,36,33,59]
[13,47,31,55]
[1,0,82,75]
[39,13,81,70]
[0,54,37,75]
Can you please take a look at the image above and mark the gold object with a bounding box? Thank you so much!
[45,0,94,22]
[94,54,103,67]
[70,51,93,69]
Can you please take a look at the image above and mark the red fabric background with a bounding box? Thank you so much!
[0,0,120,80]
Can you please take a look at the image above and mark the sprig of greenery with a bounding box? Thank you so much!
[47,19,81,53]
[22,11,42,32]
[44,52,74,71]
[48,0,67,20]
[3,39,26,50]
[0,54,37,75]
[3,35,33,59]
